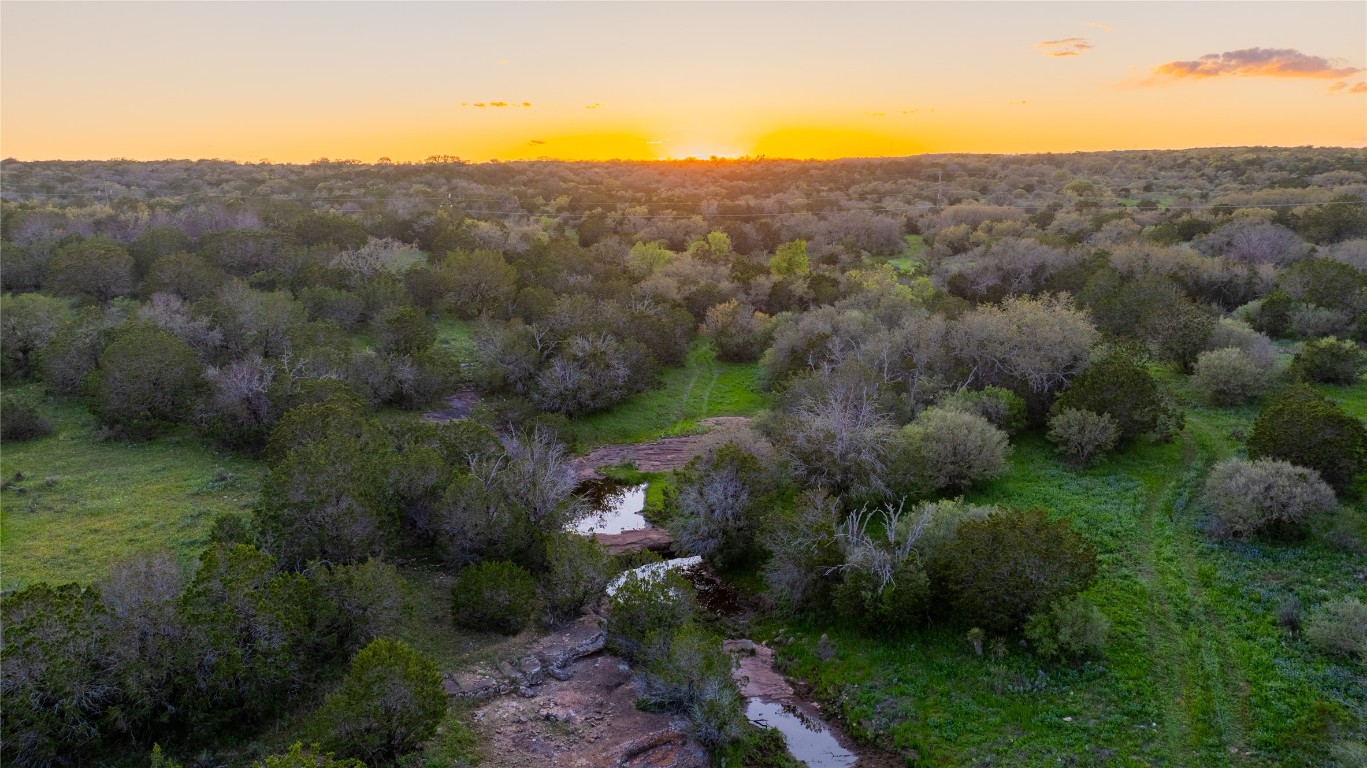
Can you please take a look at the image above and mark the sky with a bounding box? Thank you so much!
[2,1,1364,162]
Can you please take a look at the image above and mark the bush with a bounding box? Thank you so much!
[0,393,51,442]
[763,490,844,612]
[701,300,772,363]
[606,569,697,660]
[833,557,930,633]
[93,325,204,437]
[1303,598,1367,663]
[936,508,1098,632]
[450,561,537,635]
[1024,596,1109,661]
[1047,408,1119,467]
[666,442,774,570]
[1201,458,1337,539]
[636,623,744,750]
[1246,382,1367,493]
[540,534,611,623]
[310,638,445,765]
[256,744,364,768]
[1052,346,1183,443]
[1293,337,1366,384]
[936,386,1026,434]
[895,407,1011,493]
[1191,347,1271,405]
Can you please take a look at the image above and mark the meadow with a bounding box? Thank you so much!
[570,338,769,447]
[767,373,1367,767]
[0,383,265,590]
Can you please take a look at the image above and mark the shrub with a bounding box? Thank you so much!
[701,300,772,363]
[1191,347,1271,405]
[1288,305,1352,338]
[540,534,612,623]
[1303,598,1367,663]
[763,490,844,612]
[667,442,773,570]
[936,386,1026,434]
[450,561,537,635]
[1201,458,1337,539]
[833,558,930,633]
[606,569,697,660]
[0,393,51,442]
[636,623,744,749]
[256,744,364,768]
[1052,346,1183,443]
[908,498,996,563]
[1024,596,1109,661]
[1047,408,1119,467]
[1293,337,1366,384]
[0,293,69,380]
[310,638,445,765]
[93,325,204,437]
[936,508,1098,632]
[1246,382,1367,493]
[47,237,135,303]
[895,407,1011,493]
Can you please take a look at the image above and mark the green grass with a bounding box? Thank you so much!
[435,317,479,366]
[766,373,1367,767]
[0,385,265,589]
[887,234,925,273]
[571,339,768,447]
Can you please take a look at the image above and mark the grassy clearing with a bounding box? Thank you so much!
[767,373,1367,767]
[435,317,479,366]
[571,339,768,448]
[0,384,265,590]
[887,234,925,273]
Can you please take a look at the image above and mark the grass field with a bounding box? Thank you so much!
[0,384,265,590]
[887,234,925,273]
[767,373,1367,767]
[571,338,768,447]
[435,317,479,367]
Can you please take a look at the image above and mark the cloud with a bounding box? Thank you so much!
[585,103,603,109]
[497,58,509,65]
[1036,37,1092,57]
[1086,21,1113,33]
[1009,100,1029,106]
[460,101,532,108]
[528,140,546,145]
[1353,83,1367,93]
[864,111,887,117]
[1333,81,1367,94]
[1329,82,1348,93]
[1150,48,1363,80]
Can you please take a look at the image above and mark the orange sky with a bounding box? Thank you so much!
[2,2,1364,162]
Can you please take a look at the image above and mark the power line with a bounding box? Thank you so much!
[0,190,1361,218]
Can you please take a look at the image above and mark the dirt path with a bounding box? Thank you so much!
[569,416,758,481]
[1135,425,1253,765]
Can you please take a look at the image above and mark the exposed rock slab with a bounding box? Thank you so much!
[594,526,674,555]
[421,387,481,423]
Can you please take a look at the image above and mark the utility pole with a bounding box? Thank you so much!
[923,169,944,209]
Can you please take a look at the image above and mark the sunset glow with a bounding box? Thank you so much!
[2,1,1364,162]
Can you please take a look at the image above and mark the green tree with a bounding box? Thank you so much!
[1052,346,1183,443]
[370,305,436,357]
[256,431,394,568]
[937,508,1098,632]
[311,639,445,765]
[1246,382,1367,493]
[94,325,203,437]
[48,237,135,303]
[0,584,113,767]
[0,292,69,380]
[768,239,810,277]
[450,560,538,634]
